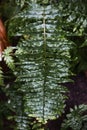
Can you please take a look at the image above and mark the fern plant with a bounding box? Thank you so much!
[60,0,87,73]
[7,0,73,126]
[61,104,87,130]
[0,67,4,86]
[2,47,15,71]
[0,47,15,86]
[1,0,87,130]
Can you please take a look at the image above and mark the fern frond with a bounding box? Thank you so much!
[0,67,4,86]
[2,47,15,71]
[7,1,74,128]
[61,104,87,130]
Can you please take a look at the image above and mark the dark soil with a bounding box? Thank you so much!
[46,72,87,130]
[66,73,87,105]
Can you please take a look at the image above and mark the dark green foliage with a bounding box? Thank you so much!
[0,0,19,21]
[61,104,87,130]
[6,1,73,128]
[59,0,87,73]
[0,67,4,85]
[0,0,87,130]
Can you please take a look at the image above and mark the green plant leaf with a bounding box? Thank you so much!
[2,47,15,71]
[8,2,72,123]
[0,67,4,86]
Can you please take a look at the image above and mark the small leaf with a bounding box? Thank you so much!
[2,47,15,70]
[0,67,4,86]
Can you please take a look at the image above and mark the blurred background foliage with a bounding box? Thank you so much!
[0,0,87,130]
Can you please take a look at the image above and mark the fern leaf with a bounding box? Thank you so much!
[8,1,73,124]
[0,67,4,86]
[2,47,15,70]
